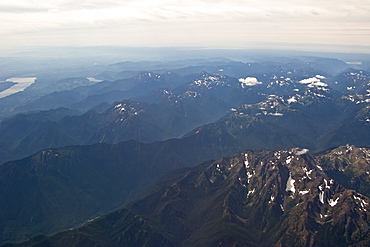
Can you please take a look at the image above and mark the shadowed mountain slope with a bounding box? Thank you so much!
[11,147,370,247]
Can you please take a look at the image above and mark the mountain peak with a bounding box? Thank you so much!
[134,71,162,80]
[190,72,233,89]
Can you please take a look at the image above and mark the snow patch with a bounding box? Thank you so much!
[319,191,324,204]
[324,179,330,189]
[287,96,297,104]
[306,169,313,179]
[269,195,275,203]
[286,172,296,194]
[328,197,339,207]
[247,188,255,198]
[299,190,310,195]
[244,153,249,169]
[353,194,368,210]
[87,77,103,82]
[183,91,199,98]
[268,112,284,116]
[193,75,228,88]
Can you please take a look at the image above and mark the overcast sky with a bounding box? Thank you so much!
[0,0,369,53]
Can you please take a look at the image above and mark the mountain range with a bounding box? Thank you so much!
[1,55,370,245]
[6,146,370,247]
[1,62,370,166]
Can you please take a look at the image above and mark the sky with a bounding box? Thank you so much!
[0,0,370,53]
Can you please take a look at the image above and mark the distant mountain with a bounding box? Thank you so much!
[0,91,230,165]
[0,108,80,164]
[3,56,351,117]
[1,66,369,165]
[301,57,349,75]
[329,69,370,95]
[317,104,370,150]
[184,79,368,153]
[12,146,370,247]
[12,71,186,114]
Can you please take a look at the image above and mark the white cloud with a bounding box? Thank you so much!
[239,77,262,87]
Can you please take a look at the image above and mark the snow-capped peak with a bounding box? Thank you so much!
[192,74,230,89]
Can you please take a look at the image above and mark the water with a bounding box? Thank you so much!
[0,77,37,98]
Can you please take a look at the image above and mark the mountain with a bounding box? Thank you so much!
[11,71,184,114]
[11,146,370,247]
[329,69,370,95]
[317,104,370,150]
[315,69,370,150]
[1,57,370,245]
[3,70,370,242]
[300,57,349,75]
[0,108,80,164]
[0,125,243,244]
[3,56,350,117]
[320,145,370,198]
[184,78,366,154]
[0,58,357,125]
[0,92,230,165]
[0,140,179,243]
[2,92,343,244]
[184,110,309,152]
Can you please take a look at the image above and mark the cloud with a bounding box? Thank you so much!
[2,0,369,25]
[0,0,369,50]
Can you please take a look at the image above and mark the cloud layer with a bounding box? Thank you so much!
[0,0,369,51]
